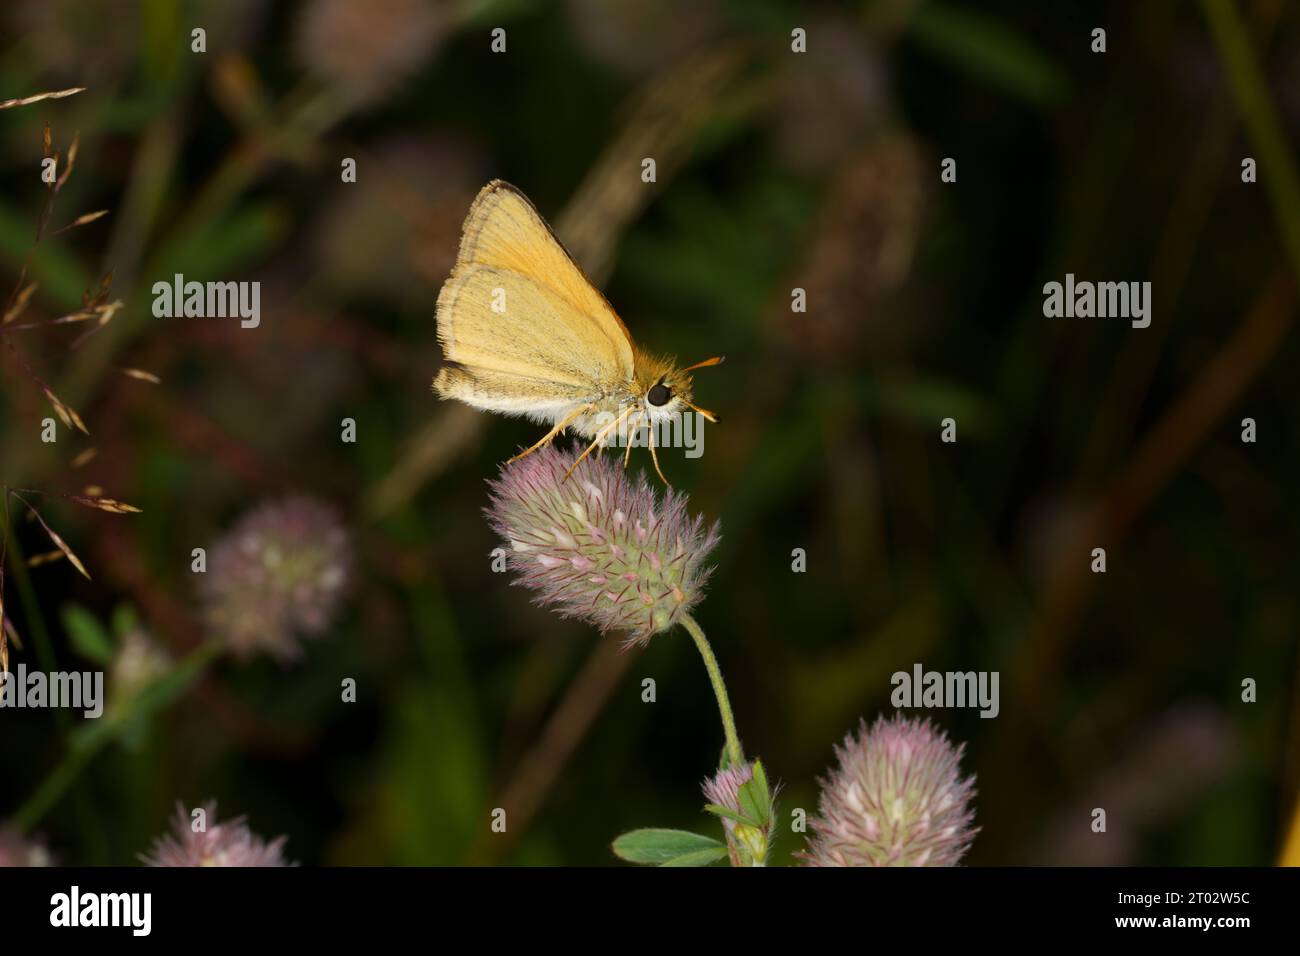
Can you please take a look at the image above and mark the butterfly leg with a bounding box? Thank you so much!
[563,405,636,482]
[507,403,595,465]
[623,410,644,469]
[647,416,670,487]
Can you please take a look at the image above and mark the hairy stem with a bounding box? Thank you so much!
[681,614,744,769]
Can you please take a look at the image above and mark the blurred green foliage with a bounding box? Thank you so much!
[1,0,1297,866]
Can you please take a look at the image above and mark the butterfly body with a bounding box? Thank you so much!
[433,180,718,481]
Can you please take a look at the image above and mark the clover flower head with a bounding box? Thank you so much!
[200,496,352,660]
[703,761,778,867]
[142,801,292,867]
[486,445,720,644]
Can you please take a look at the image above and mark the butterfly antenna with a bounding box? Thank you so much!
[681,399,718,424]
[681,355,725,373]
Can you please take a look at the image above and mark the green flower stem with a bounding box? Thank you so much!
[681,614,744,769]
[11,638,223,832]
[1202,0,1300,280]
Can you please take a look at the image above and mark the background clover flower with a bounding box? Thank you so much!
[199,496,352,660]
[0,827,53,867]
[295,0,450,107]
[801,715,977,867]
[486,444,720,644]
[142,801,292,867]
[107,627,171,717]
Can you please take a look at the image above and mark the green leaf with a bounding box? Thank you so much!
[737,761,772,826]
[659,847,729,867]
[111,603,139,638]
[164,205,289,280]
[612,829,725,865]
[907,2,1068,109]
[738,780,764,827]
[71,640,220,751]
[0,202,92,309]
[704,803,761,828]
[60,604,114,664]
[817,374,997,438]
[751,761,771,813]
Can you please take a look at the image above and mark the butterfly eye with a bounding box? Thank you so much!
[646,383,672,407]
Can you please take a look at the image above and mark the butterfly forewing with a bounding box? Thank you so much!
[434,181,636,416]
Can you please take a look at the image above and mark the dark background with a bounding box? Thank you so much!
[1,0,1297,865]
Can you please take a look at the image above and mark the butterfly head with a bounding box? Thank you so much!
[635,354,723,424]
